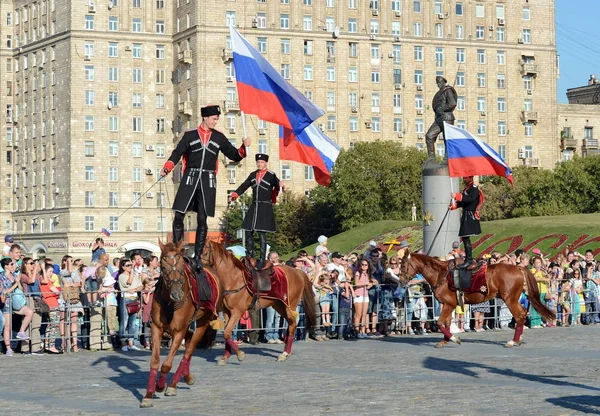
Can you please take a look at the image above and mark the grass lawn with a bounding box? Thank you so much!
[281,213,600,260]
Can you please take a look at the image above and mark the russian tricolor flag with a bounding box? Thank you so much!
[230,27,325,135]
[279,125,341,187]
[101,227,112,237]
[445,122,514,185]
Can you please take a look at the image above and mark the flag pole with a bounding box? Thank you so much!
[241,111,248,139]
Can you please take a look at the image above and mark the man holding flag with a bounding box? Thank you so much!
[444,121,513,270]
[450,176,483,270]
[161,104,250,300]
[228,153,280,291]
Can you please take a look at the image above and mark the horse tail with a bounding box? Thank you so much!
[301,272,316,335]
[521,267,556,322]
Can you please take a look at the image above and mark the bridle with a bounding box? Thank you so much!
[160,251,189,309]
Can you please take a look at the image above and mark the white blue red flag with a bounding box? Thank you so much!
[444,122,514,185]
[279,124,341,187]
[230,27,324,135]
[101,227,112,237]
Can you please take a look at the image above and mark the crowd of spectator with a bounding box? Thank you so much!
[0,237,160,356]
[1,231,599,356]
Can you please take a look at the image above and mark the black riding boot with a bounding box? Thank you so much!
[245,231,255,259]
[462,237,478,271]
[257,232,268,269]
[173,212,185,244]
[194,225,211,302]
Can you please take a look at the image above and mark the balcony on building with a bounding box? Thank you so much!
[224,100,240,112]
[178,50,193,65]
[222,48,233,62]
[560,130,577,150]
[178,101,193,116]
[520,62,538,76]
[523,158,540,168]
[521,111,538,123]
[583,138,600,156]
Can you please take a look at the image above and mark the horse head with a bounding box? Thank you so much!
[398,248,415,283]
[158,238,187,303]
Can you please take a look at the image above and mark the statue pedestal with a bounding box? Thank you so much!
[422,161,460,258]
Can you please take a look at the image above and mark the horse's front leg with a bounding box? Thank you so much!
[168,317,209,394]
[436,303,460,348]
[218,308,244,366]
[140,322,164,408]
[160,327,186,396]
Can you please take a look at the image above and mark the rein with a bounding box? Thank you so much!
[204,241,250,298]
[402,254,448,291]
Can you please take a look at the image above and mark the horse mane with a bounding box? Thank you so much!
[160,241,186,255]
[411,252,448,273]
[210,240,245,270]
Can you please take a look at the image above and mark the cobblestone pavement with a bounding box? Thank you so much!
[1,326,599,415]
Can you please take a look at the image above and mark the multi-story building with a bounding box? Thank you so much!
[558,75,600,160]
[0,0,559,258]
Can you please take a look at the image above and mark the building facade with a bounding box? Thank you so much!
[1,0,559,258]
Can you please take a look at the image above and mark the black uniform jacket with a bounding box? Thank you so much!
[233,170,280,233]
[164,128,245,216]
[456,184,481,237]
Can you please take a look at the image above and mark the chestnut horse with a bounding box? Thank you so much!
[203,240,316,364]
[140,240,223,408]
[399,251,556,348]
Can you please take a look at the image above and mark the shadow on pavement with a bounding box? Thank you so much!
[546,395,600,415]
[422,357,600,393]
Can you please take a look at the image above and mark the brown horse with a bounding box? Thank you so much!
[203,240,316,364]
[399,251,556,348]
[140,240,224,408]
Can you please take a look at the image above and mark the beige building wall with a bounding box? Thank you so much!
[9,0,175,258]
[0,0,16,237]
[0,0,561,257]
[558,103,600,160]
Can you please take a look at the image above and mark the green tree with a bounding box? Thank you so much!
[329,142,426,230]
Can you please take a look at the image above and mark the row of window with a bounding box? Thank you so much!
[83,191,167,208]
[84,216,167,233]
[82,116,168,133]
[245,37,529,66]
[7,168,56,188]
[84,91,169,109]
[83,141,166,158]
[84,16,166,33]
[83,167,165,182]
[257,116,534,139]
[269,0,532,21]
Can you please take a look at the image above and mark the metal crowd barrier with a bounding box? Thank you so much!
[1,281,598,353]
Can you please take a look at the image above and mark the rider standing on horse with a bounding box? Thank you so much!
[228,153,280,266]
[228,153,280,292]
[450,176,484,270]
[161,104,251,299]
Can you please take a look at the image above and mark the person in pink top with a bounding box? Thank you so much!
[353,258,373,339]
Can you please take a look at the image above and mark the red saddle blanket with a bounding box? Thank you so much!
[244,266,290,307]
[446,264,489,294]
[183,263,219,315]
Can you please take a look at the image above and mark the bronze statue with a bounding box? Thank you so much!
[425,76,457,163]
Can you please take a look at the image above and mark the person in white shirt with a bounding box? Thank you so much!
[2,235,14,257]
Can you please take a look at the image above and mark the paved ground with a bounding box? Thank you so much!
[1,326,599,415]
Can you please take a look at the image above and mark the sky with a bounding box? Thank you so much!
[556,0,600,103]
